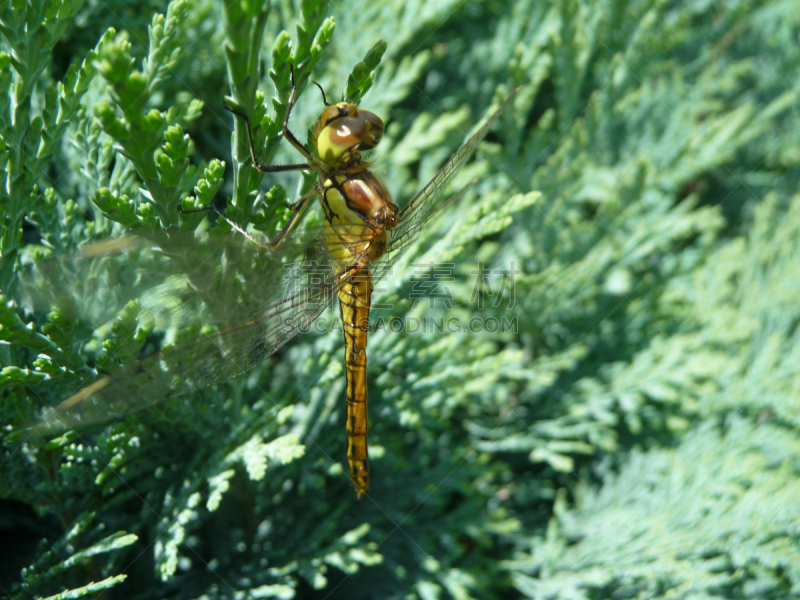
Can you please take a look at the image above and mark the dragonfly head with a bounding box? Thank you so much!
[313,102,385,168]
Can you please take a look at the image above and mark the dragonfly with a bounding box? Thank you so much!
[30,67,520,497]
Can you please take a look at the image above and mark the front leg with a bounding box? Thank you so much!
[267,185,318,251]
[279,63,320,162]
[223,100,313,173]
[178,184,318,252]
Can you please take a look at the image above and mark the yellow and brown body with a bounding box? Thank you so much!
[313,103,398,496]
[320,170,396,497]
[338,271,372,497]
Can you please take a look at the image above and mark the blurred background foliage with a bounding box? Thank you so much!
[2,0,800,598]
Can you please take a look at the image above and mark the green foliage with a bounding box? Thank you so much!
[507,194,800,599]
[509,417,800,599]
[12,516,136,599]
[2,0,800,598]
[344,39,387,104]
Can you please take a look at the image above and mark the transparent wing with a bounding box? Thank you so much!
[385,85,521,259]
[29,85,520,436]
[25,223,374,332]
[29,223,366,435]
[36,274,338,435]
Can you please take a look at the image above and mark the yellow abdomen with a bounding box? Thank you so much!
[338,273,372,498]
[319,169,396,497]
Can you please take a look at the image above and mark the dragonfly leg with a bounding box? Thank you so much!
[178,194,312,252]
[279,62,321,163]
[178,203,269,249]
[267,185,318,251]
[223,100,312,174]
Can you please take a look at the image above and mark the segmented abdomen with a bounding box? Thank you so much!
[338,269,372,498]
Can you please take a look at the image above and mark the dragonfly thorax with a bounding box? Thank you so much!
[321,173,397,222]
[313,102,384,169]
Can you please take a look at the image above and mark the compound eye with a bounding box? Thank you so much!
[317,116,366,164]
[328,116,367,148]
[357,111,384,149]
[315,109,386,165]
